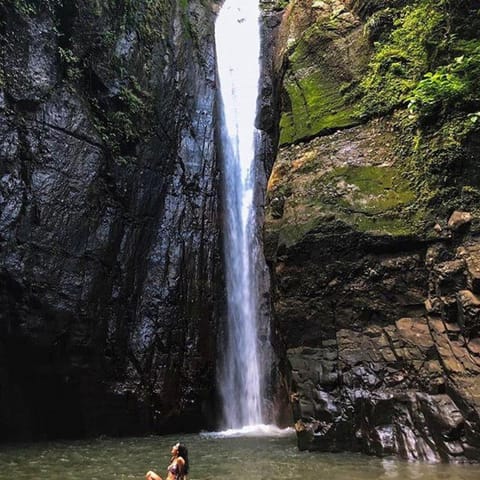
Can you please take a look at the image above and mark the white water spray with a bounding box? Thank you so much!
[215,0,264,429]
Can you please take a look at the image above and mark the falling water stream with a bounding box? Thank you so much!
[215,0,264,429]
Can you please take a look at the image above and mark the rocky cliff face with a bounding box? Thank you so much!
[267,0,480,461]
[0,0,221,440]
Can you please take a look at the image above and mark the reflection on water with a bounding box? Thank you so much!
[1,433,479,480]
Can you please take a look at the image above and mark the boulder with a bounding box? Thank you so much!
[448,211,473,231]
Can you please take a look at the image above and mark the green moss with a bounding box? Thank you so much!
[178,0,194,39]
[273,0,480,242]
[260,0,290,12]
[278,9,365,145]
[82,0,174,45]
[400,112,480,213]
[346,0,480,214]
[289,23,336,69]
[321,165,416,214]
[316,164,418,235]
[279,69,359,145]
[359,0,445,116]
[11,0,35,15]
[352,212,418,235]
[357,0,480,120]
[277,216,326,248]
[275,208,419,247]
[58,46,81,81]
[274,0,290,10]
[268,161,421,244]
[70,0,176,163]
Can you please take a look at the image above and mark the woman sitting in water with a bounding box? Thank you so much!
[146,442,189,480]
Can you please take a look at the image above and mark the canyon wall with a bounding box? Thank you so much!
[0,0,221,440]
[267,0,480,461]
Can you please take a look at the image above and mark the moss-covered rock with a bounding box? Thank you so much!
[277,0,369,145]
[280,69,360,144]
[269,0,480,462]
[357,0,480,120]
[321,164,415,214]
[274,0,480,234]
[267,118,425,244]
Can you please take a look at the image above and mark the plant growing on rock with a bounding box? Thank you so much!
[408,42,480,121]
[359,0,445,117]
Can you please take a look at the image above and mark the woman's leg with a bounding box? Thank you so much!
[145,470,162,480]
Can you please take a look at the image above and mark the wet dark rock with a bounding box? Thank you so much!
[257,1,291,426]
[267,191,480,461]
[0,0,221,441]
[267,188,480,460]
[457,290,480,340]
[3,9,58,102]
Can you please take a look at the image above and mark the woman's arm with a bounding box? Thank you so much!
[146,470,162,480]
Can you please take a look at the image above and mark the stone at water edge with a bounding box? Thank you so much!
[448,211,473,231]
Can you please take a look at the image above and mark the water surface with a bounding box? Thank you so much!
[1,433,479,480]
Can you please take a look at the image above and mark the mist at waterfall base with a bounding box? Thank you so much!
[215,0,271,433]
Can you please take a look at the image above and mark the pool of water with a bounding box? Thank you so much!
[1,433,479,480]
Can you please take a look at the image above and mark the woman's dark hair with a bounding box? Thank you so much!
[177,442,189,475]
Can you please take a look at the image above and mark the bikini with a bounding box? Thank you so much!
[168,462,183,480]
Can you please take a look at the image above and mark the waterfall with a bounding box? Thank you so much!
[215,0,264,428]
